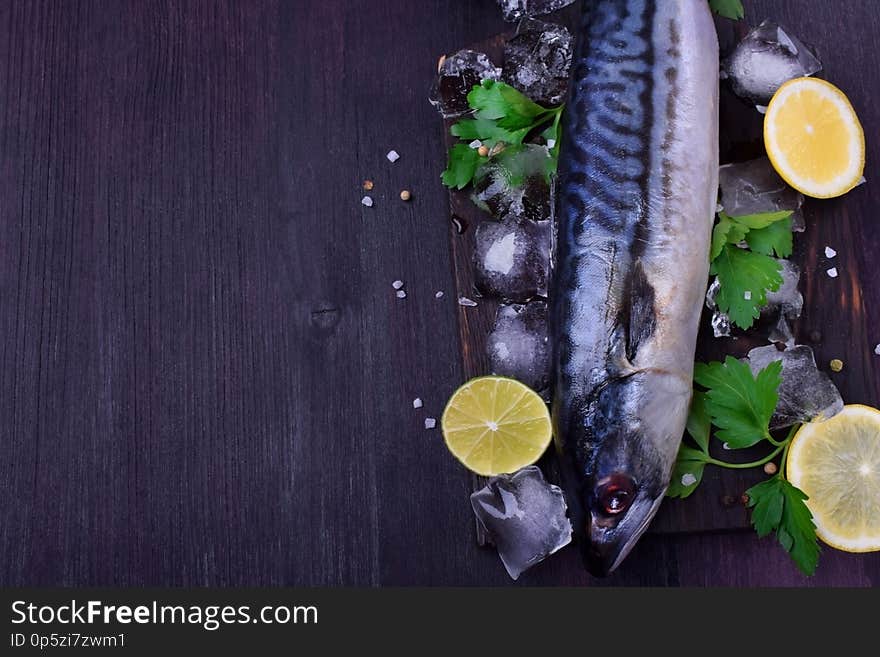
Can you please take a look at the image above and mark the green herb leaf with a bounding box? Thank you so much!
[686,390,712,453]
[693,356,781,449]
[450,119,527,147]
[710,214,749,261]
[708,0,744,20]
[441,143,485,189]
[710,244,783,329]
[468,80,547,131]
[747,476,820,575]
[728,210,793,230]
[745,217,794,258]
[667,446,709,499]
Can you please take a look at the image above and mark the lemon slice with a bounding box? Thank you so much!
[787,404,880,552]
[764,77,865,199]
[441,376,552,476]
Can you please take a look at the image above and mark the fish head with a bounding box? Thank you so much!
[576,369,691,576]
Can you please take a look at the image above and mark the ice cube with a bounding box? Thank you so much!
[722,20,822,105]
[429,50,501,119]
[767,315,795,347]
[471,466,572,580]
[746,344,844,430]
[472,144,553,222]
[764,259,803,320]
[487,302,550,392]
[502,19,573,106]
[496,0,576,22]
[718,157,804,218]
[474,218,551,302]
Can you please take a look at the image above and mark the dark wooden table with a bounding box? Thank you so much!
[1,0,878,586]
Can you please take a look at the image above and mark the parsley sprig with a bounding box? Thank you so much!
[669,357,820,575]
[710,210,793,330]
[442,80,563,191]
[709,0,744,20]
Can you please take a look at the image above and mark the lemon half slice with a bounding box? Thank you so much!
[787,404,880,552]
[764,77,865,199]
[441,376,552,476]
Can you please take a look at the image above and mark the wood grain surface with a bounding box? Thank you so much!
[0,0,878,586]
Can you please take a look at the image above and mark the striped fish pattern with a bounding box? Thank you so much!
[551,0,719,576]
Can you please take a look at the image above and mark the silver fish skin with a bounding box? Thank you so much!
[550,0,719,576]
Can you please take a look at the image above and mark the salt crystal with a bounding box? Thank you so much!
[680,473,698,487]
[825,246,837,259]
[386,150,400,163]
[396,290,407,299]
[546,138,556,149]
[874,344,880,356]
[756,105,768,114]
[392,280,404,290]
[722,442,732,450]
[435,291,444,298]
[469,140,482,149]
[424,417,437,430]
[361,196,373,207]
[458,296,478,307]
[412,398,423,409]
[827,267,838,278]
[744,290,752,300]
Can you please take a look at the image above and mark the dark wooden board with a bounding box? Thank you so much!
[0,0,878,587]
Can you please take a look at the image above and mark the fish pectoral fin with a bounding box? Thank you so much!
[625,260,657,362]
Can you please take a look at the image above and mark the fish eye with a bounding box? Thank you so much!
[595,474,636,516]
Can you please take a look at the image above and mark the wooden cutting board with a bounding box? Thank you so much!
[443,14,875,540]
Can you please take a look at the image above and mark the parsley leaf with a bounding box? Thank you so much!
[708,0,744,20]
[667,445,708,499]
[747,476,820,575]
[745,217,794,258]
[727,210,793,230]
[441,143,485,190]
[693,356,781,448]
[685,390,711,453]
[711,244,783,329]
[450,118,527,148]
[468,80,547,131]
[710,213,749,261]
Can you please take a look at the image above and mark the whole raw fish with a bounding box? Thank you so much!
[551,0,719,575]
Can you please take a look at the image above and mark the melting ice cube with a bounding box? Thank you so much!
[746,344,844,430]
[471,465,572,580]
[472,144,553,222]
[429,50,501,119]
[496,0,576,22]
[474,218,551,302]
[487,302,550,393]
[718,157,804,218]
[764,259,803,321]
[502,19,573,106]
[722,20,822,105]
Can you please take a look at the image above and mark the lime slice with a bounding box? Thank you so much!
[441,376,552,476]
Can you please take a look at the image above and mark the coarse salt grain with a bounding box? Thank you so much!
[361,196,373,207]
[458,296,478,307]
[875,344,880,356]
[546,139,556,149]
[825,246,837,258]
[681,473,697,487]
[396,290,407,299]
[435,291,444,298]
[827,267,838,278]
[392,280,404,290]
[743,290,752,300]
[412,398,423,409]
[386,150,400,163]
[469,140,482,149]
[424,417,436,430]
